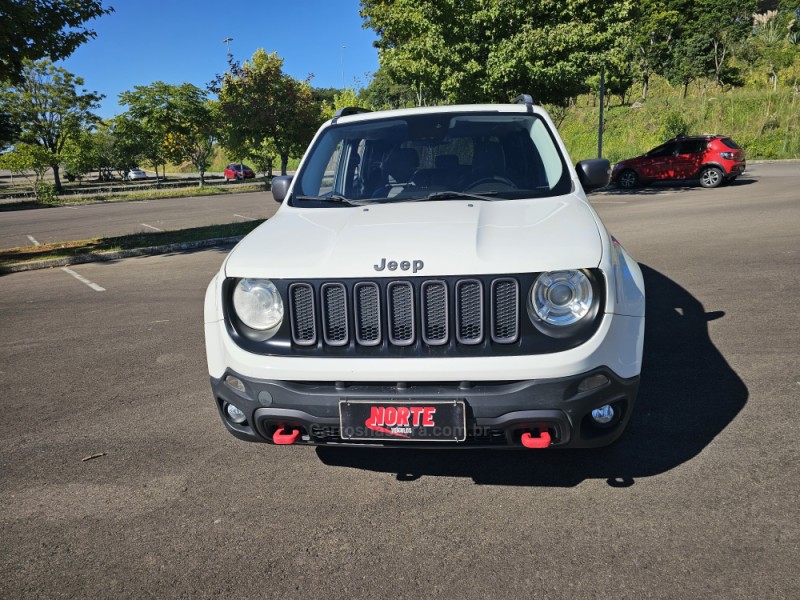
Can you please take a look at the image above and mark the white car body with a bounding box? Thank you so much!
[127,168,147,181]
[204,101,645,449]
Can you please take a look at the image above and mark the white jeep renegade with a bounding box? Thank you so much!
[204,97,645,449]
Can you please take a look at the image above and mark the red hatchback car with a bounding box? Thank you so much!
[612,135,746,189]
[223,163,256,181]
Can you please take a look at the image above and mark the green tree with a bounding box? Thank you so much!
[0,90,20,150]
[693,0,758,90]
[60,130,96,182]
[630,0,682,100]
[271,76,320,174]
[4,59,102,191]
[159,85,218,185]
[359,66,416,110]
[0,0,111,146]
[118,81,189,181]
[360,0,634,105]
[666,34,710,97]
[108,115,146,179]
[248,138,278,180]
[747,9,799,90]
[0,141,54,201]
[319,88,361,122]
[216,49,321,175]
[89,123,121,181]
[0,1,112,85]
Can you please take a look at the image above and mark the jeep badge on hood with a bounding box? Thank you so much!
[374,258,424,273]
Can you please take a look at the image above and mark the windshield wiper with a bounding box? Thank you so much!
[411,191,499,203]
[294,194,364,206]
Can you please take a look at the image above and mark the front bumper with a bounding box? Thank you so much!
[211,367,639,449]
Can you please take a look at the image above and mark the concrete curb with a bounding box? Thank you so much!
[0,236,243,275]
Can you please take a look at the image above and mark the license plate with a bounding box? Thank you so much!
[339,400,466,442]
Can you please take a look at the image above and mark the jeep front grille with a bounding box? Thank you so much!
[354,282,381,346]
[289,283,316,346]
[288,277,520,349]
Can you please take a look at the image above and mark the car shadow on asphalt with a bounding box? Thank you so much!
[316,265,748,487]
[597,177,756,196]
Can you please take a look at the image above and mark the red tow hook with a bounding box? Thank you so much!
[273,427,300,445]
[521,430,552,449]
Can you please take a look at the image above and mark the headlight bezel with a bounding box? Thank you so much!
[527,269,601,338]
[229,278,285,340]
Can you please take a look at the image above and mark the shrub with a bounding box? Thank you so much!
[660,111,690,140]
[34,182,58,204]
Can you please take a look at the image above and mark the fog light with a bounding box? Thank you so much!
[224,402,247,424]
[591,404,615,425]
[224,375,246,393]
[578,374,610,393]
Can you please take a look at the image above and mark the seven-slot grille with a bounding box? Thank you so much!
[289,278,520,348]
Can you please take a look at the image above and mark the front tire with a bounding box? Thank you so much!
[699,166,724,188]
[618,169,639,189]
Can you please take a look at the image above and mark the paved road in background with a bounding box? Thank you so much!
[1,163,795,251]
[0,165,798,597]
[0,190,279,248]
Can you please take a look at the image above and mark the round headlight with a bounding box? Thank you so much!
[531,270,593,326]
[232,279,284,331]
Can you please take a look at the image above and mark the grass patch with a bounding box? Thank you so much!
[558,81,800,163]
[0,220,264,267]
[0,182,266,211]
[59,182,265,203]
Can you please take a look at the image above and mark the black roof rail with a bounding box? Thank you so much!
[332,106,372,124]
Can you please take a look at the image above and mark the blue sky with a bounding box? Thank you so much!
[57,0,380,119]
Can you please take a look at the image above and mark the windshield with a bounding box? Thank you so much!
[291,112,570,207]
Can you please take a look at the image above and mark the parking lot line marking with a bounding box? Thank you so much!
[61,267,106,292]
[26,235,41,246]
[233,214,256,221]
[141,223,163,232]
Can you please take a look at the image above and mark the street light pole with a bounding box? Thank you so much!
[223,37,234,64]
[222,37,242,181]
[340,45,347,89]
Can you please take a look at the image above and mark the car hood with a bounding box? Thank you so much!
[224,196,604,279]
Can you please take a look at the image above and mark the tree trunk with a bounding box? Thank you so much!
[52,164,62,192]
[713,40,726,92]
[641,73,649,101]
[199,168,205,187]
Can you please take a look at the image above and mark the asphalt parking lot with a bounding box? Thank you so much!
[1,164,798,598]
[0,190,278,249]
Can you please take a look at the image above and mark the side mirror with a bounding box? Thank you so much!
[576,158,611,192]
[271,175,293,203]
